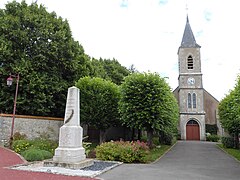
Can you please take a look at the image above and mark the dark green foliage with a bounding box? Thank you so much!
[22,149,52,161]
[89,58,130,85]
[222,137,234,148]
[206,134,220,142]
[76,77,120,143]
[119,72,179,147]
[159,131,173,145]
[30,138,58,155]
[205,124,218,135]
[0,1,90,117]
[99,58,130,85]
[95,140,149,163]
[218,76,240,149]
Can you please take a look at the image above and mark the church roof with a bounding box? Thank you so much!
[180,16,201,48]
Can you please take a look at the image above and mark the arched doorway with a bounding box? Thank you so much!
[186,120,200,140]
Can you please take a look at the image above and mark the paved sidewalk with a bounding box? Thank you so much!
[0,146,95,180]
[98,141,240,180]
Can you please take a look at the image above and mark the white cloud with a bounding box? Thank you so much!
[1,0,240,100]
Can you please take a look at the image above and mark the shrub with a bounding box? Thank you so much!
[22,149,52,161]
[12,140,32,154]
[95,140,149,163]
[206,134,220,142]
[222,137,234,148]
[159,131,173,145]
[30,138,58,155]
[83,142,92,157]
[12,138,58,161]
[95,141,119,161]
[205,124,218,135]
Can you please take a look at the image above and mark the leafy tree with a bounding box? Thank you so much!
[89,58,108,79]
[89,58,130,85]
[0,1,90,117]
[99,58,130,85]
[218,76,240,149]
[75,77,120,144]
[119,72,179,147]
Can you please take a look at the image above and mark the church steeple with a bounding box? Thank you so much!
[180,16,201,48]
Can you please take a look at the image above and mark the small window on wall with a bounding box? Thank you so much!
[193,93,196,108]
[187,55,193,69]
[188,93,192,108]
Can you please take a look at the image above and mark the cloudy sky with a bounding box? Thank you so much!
[1,0,240,101]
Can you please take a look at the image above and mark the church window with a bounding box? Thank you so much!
[193,93,196,108]
[187,55,193,69]
[188,93,192,108]
[187,120,198,125]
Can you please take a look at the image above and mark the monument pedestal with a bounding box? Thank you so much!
[44,159,93,169]
[44,86,93,169]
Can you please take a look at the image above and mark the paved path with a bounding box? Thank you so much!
[0,146,95,180]
[98,141,240,180]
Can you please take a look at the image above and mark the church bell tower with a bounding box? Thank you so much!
[177,16,206,140]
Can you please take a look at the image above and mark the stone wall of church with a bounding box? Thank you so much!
[204,90,219,124]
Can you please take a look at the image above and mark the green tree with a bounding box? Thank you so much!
[218,76,240,149]
[99,58,130,85]
[0,1,90,117]
[89,58,130,85]
[119,72,179,147]
[75,77,120,144]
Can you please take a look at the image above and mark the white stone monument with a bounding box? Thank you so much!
[44,86,93,169]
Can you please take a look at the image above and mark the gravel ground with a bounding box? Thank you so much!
[10,160,122,178]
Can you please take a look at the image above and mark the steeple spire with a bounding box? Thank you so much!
[180,16,200,48]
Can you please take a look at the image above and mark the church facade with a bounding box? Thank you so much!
[173,16,221,140]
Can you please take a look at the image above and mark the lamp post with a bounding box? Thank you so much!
[7,73,20,146]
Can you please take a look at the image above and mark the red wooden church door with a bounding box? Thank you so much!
[186,120,200,140]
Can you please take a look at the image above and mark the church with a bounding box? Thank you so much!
[173,16,221,140]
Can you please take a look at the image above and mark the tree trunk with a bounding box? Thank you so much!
[99,129,107,144]
[234,131,239,149]
[147,129,154,148]
[137,129,142,140]
[131,128,135,141]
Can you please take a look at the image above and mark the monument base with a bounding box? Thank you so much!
[53,146,86,163]
[44,158,94,169]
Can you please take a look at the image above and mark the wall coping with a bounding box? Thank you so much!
[0,114,64,121]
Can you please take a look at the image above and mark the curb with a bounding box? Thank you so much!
[151,141,178,164]
[216,143,240,163]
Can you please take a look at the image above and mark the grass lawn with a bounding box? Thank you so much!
[217,144,240,161]
[144,144,172,163]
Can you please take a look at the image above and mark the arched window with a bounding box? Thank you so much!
[187,55,193,69]
[187,120,198,125]
[193,93,196,108]
[188,93,192,108]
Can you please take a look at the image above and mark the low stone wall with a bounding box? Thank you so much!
[0,114,64,142]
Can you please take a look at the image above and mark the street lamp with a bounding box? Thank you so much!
[7,73,20,147]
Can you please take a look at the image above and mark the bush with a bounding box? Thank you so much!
[222,136,234,148]
[12,140,32,154]
[159,131,173,145]
[206,134,220,142]
[95,140,149,163]
[30,138,58,155]
[83,142,92,157]
[206,124,218,135]
[12,138,58,161]
[22,149,52,161]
